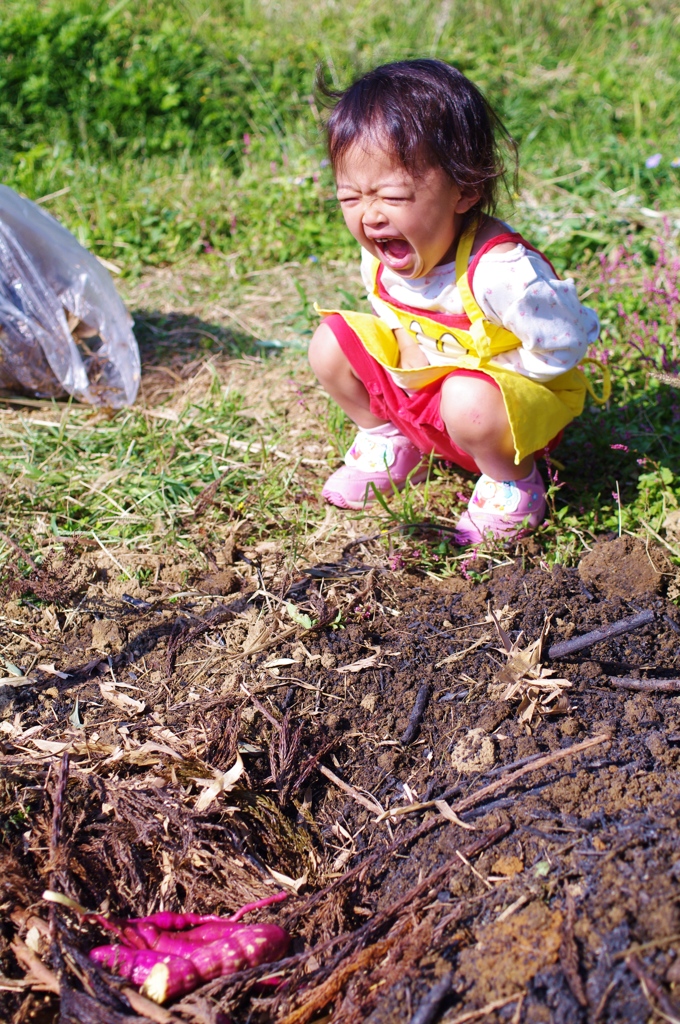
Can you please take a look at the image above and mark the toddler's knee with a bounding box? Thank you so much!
[441,374,485,420]
[308,322,343,381]
[440,374,507,442]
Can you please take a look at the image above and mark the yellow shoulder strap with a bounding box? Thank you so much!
[369,253,381,294]
[455,227,484,322]
[454,227,520,359]
[579,357,612,405]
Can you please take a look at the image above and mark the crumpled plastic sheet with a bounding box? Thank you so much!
[0,184,140,407]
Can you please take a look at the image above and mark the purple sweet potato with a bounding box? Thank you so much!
[89,944,138,978]
[90,922,291,1003]
[142,922,291,1003]
[127,892,288,933]
[130,918,246,951]
[90,945,200,998]
[45,888,287,951]
[126,911,225,931]
[118,893,289,953]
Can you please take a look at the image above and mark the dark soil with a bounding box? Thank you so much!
[1,532,679,1024]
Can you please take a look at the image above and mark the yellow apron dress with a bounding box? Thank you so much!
[318,228,608,465]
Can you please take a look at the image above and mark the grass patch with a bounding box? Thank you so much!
[0,0,679,578]
[2,0,680,271]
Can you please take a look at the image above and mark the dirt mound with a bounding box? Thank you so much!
[578,534,671,600]
[0,537,679,1023]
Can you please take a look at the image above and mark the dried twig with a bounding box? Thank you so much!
[48,749,70,952]
[318,763,383,816]
[400,683,431,745]
[442,992,525,1023]
[278,933,398,1024]
[614,933,680,962]
[49,752,70,879]
[626,955,680,1023]
[166,604,236,675]
[560,892,587,1006]
[609,677,680,692]
[409,972,453,1024]
[0,530,38,568]
[547,609,654,660]
[376,732,610,821]
[240,684,283,731]
[10,936,60,994]
[593,976,620,1022]
[455,850,492,890]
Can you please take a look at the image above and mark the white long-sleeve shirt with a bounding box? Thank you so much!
[360,240,600,384]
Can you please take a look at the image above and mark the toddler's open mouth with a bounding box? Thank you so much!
[374,236,413,269]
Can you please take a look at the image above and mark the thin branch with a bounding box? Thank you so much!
[376,732,610,821]
[547,609,655,660]
[318,763,383,816]
[609,677,680,692]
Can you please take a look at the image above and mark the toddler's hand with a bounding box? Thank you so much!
[394,327,429,369]
[398,343,430,370]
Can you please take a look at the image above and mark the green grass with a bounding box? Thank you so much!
[0,348,327,555]
[2,0,680,272]
[0,0,679,575]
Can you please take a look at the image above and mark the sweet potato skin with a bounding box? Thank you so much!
[89,922,291,1002]
[88,892,288,949]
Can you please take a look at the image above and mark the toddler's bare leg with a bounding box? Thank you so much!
[439,374,534,480]
[308,322,388,429]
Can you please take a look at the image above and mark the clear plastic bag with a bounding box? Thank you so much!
[0,185,140,407]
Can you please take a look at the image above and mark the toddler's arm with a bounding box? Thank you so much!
[474,245,599,382]
[394,327,430,369]
[360,253,430,369]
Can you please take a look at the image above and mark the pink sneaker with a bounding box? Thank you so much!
[454,463,547,544]
[322,428,428,510]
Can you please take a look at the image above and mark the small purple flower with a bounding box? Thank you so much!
[645,153,662,169]
[243,133,251,154]
[308,255,318,263]
[459,557,473,581]
[612,491,621,503]
[672,157,680,168]
[320,158,330,168]
[610,444,629,451]
[388,554,405,571]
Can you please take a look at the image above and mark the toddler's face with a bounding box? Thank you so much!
[335,139,477,278]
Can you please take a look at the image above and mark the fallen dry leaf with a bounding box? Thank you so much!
[125,741,184,766]
[193,752,244,812]
[99,680,146,714]
[489,611,571,722]
[29,739,71,755]
[434,800,476,829]
[36,664,70,679]
[266,866,308,893]
[336,646,384,673]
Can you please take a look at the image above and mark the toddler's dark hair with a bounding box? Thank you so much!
[321,59,516,218]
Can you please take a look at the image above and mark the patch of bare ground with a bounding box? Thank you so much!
[118,258,366,346]
[1,258,679,1022]
[1,523,679,1024]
